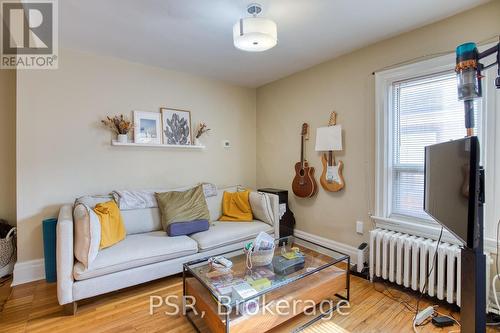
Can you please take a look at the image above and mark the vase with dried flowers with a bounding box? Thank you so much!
[101,114,133,143]
[193,122,211,146]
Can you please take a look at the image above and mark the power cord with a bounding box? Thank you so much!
[413,316,432,332]
[373,281,417,313]
[487,321,500,326]
[412,226,444,332]
[372,266,461,333]
[413,307,460,333]
[415,227,444,313]
[493,219,500,312]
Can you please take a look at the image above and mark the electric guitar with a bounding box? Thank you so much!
[292,123,318,198]
[320,112,345,192]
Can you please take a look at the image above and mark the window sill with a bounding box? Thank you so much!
[370,215,497,253]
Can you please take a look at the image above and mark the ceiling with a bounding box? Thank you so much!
[60,0,488,87]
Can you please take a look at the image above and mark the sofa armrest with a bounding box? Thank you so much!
[265,193,280,239]
[57,204,74,305]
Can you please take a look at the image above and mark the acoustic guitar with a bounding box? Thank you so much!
[292,123,318,198]
[320,112,345,192]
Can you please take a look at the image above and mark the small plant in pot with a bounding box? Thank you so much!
[193,122,210,146]
[101,114,133,143]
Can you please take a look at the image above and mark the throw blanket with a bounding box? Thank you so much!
[112,190,158,210]
[112,183,218,210]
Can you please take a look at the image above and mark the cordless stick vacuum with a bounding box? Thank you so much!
[454,38,499,332]
[455,39,500,136]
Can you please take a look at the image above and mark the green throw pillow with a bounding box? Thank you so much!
[156,185,210,231]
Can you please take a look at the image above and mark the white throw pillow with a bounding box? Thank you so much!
[249,192,274,226]
[73,204,101,269]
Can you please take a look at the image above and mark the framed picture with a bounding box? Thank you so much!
[161,108,192,145]
[133,111,162,144]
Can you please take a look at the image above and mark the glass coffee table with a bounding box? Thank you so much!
[182,236,350,333]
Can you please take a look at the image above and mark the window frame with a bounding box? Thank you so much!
[390,70,482,221]
[373,50,495,248]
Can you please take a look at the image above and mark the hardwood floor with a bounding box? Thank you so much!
[0,273,498,333]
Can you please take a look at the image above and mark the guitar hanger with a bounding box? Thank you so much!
[329,112,337,127]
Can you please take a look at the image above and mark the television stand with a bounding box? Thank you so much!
[460,167,486,332]
[461,248,486,332]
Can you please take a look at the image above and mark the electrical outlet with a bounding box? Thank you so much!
[223,140,231,148]
[356,221,364,234]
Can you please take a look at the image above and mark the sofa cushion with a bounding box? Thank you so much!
[75,195,162,236]
[75,185,239,236]
[205,185,238,221]
[249,192,274,226]
[73,231,198,280]
[190,221,273,251]
[120,208,162,235]
[156,185,210,231]
[73,204,101,269]
[112,183,219,210]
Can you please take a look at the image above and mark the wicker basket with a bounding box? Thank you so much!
[245,245,275,269]
[0,227,16,277]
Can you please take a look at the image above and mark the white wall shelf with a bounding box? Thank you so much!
[111,140,205,149]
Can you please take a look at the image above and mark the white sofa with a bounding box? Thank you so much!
[56,185,279,312]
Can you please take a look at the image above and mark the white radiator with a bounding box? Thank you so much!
[369,228,467,306]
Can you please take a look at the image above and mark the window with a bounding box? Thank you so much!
[375,45,498,250]
[391,72,481,220]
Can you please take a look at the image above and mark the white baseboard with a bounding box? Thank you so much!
[12,259,45,286]
[293,229,362,269]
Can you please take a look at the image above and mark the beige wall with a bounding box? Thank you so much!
[256,1,500,248]
[13,1,500,263]
[16,49,257,261]
[0,70,16,225]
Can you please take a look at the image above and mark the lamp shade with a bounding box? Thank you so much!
[233,17,277,52]
[315,125,343,151]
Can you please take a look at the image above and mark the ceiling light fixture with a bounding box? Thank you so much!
[233,3,277,52]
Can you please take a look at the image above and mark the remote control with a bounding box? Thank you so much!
[213,256,233,269]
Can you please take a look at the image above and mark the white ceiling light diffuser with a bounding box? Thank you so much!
[233,3,277,52]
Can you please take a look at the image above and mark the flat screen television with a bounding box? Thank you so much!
[424,136,480,248]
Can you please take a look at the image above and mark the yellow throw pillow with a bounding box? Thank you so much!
[219,190,253,222]
[93,201,126,249]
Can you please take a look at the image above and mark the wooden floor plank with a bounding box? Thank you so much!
[0,274,498,332]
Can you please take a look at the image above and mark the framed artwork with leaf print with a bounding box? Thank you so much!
[160,108,192,145]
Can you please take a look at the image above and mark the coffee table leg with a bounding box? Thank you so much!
[182,265,186,300]
[183,266,201,333]
[295,257,351,332]
[346,256,350,301]
[185,312,201,333]
[291,300,339,333]
[334,256,350,301]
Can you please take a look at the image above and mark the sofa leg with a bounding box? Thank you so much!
[63,301,77,315]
